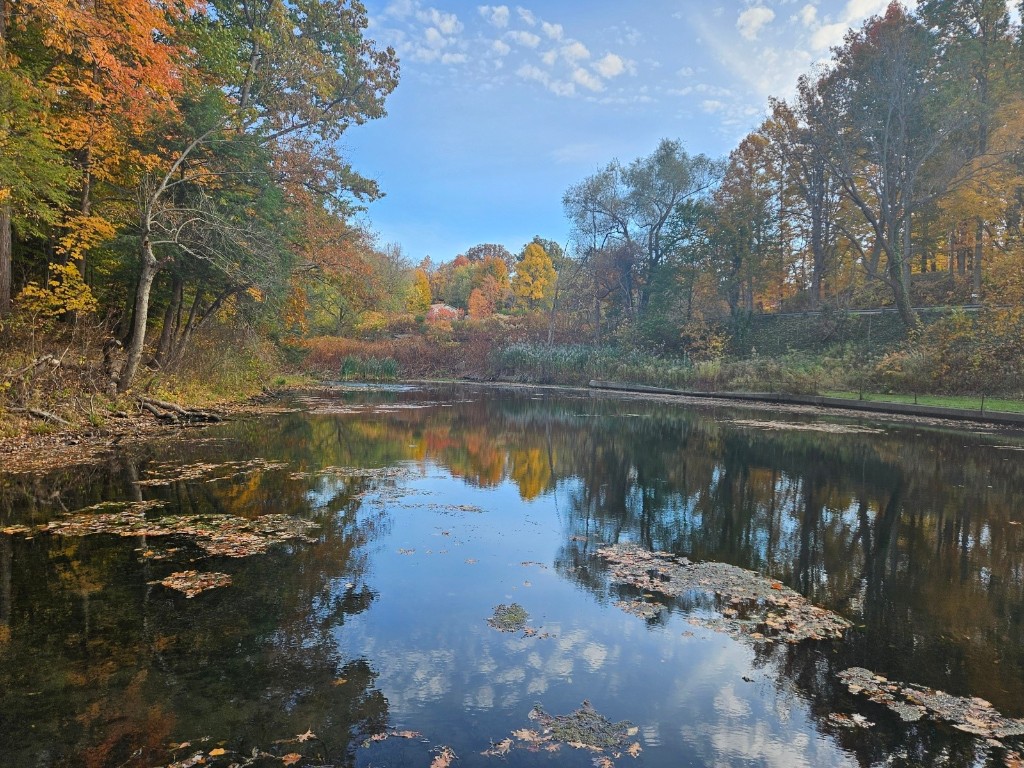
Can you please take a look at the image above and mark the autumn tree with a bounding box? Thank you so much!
[799,3,976,327]
[513,242,556,310]
[406,268,432,314]
[117,0,399,391]
[919,0,1014,295]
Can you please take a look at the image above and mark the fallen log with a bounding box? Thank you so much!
[11,407,72,426]
[140,401,178,423]
[139,398,223,423]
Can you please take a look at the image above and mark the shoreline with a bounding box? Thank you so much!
[4,377,1023,473]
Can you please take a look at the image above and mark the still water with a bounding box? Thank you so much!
[1,384,1024,767]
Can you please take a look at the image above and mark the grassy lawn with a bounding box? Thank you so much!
[823,391,1024,414]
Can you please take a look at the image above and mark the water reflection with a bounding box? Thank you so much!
[0,384,1023,766]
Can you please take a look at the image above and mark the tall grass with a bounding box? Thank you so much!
[339,355,400,381]
[487,343,696,388]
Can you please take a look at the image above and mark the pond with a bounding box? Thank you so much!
[2,384,1024,767]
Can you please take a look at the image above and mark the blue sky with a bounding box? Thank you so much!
[344,0,912,264]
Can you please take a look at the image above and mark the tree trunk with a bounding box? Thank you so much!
[154,274,183,366]
[0,1,9,316]
[891,220,919,329]
[0,203,11,316]
[118,235,160,392]
[972,218,983,299]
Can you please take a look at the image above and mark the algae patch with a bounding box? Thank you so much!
[487,603,529,633]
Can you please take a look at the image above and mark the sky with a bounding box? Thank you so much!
[343,0,915,264]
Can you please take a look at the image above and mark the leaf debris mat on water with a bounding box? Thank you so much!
[726,419,884,435]
[136,458,289,486]
[288,465,414,481]
[37,508,318,558]
[488,603,529,633]
[152,570,231,598]
[596,545,851,643]
[483,701,640,761]
[839,667,1024,740]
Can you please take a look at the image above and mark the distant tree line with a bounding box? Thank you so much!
[561,0,1024,351]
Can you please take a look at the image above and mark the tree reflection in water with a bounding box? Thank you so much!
[0,384,1022,767]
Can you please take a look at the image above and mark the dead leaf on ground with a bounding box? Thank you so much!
[281,754,302,766]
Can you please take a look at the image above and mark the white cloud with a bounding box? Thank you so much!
[701,99,726,113]
[798,4,817,27]
[561,40,590,62]
[477,4,509,27]
[491,39,511,56]
[516,63,575,96]
[810,21,848,50]
[384,0,415,19]
[677,66,695,78]
[441,52,467,64]
[737,6,775,40]
[593,53,626,78]
[541,21,563,40]
[417,7,462,35]
[541,49,557,66]
[423,26,447,49]
[572,67,604,92]
[516,6,537,25]
[507,30,541,47]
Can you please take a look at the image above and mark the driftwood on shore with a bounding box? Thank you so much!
[139,397,223,424]
[9,407,72,426]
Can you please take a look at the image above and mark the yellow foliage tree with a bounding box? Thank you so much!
[15,262,98,317]
[513,243,556,310]
[406,268,432,314]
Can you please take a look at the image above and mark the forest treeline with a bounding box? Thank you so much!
[0,0,398,414]
[3,1,1024,429]
[313,1,1024,396]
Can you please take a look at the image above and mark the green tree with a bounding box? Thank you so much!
[563,138,722,321]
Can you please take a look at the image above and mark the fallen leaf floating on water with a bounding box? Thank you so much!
[281,754,302,766]
[36,508,319,559]
[726,419,884,435]
[596,545,851,644]
[151,571,231,598]
[208,748,226,756]
[362,729,424,747]
[481,738,513,756]
[137,458,288,486]
[485,702,640,761]
[838,667,1024,740]
[430,745,457,768]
